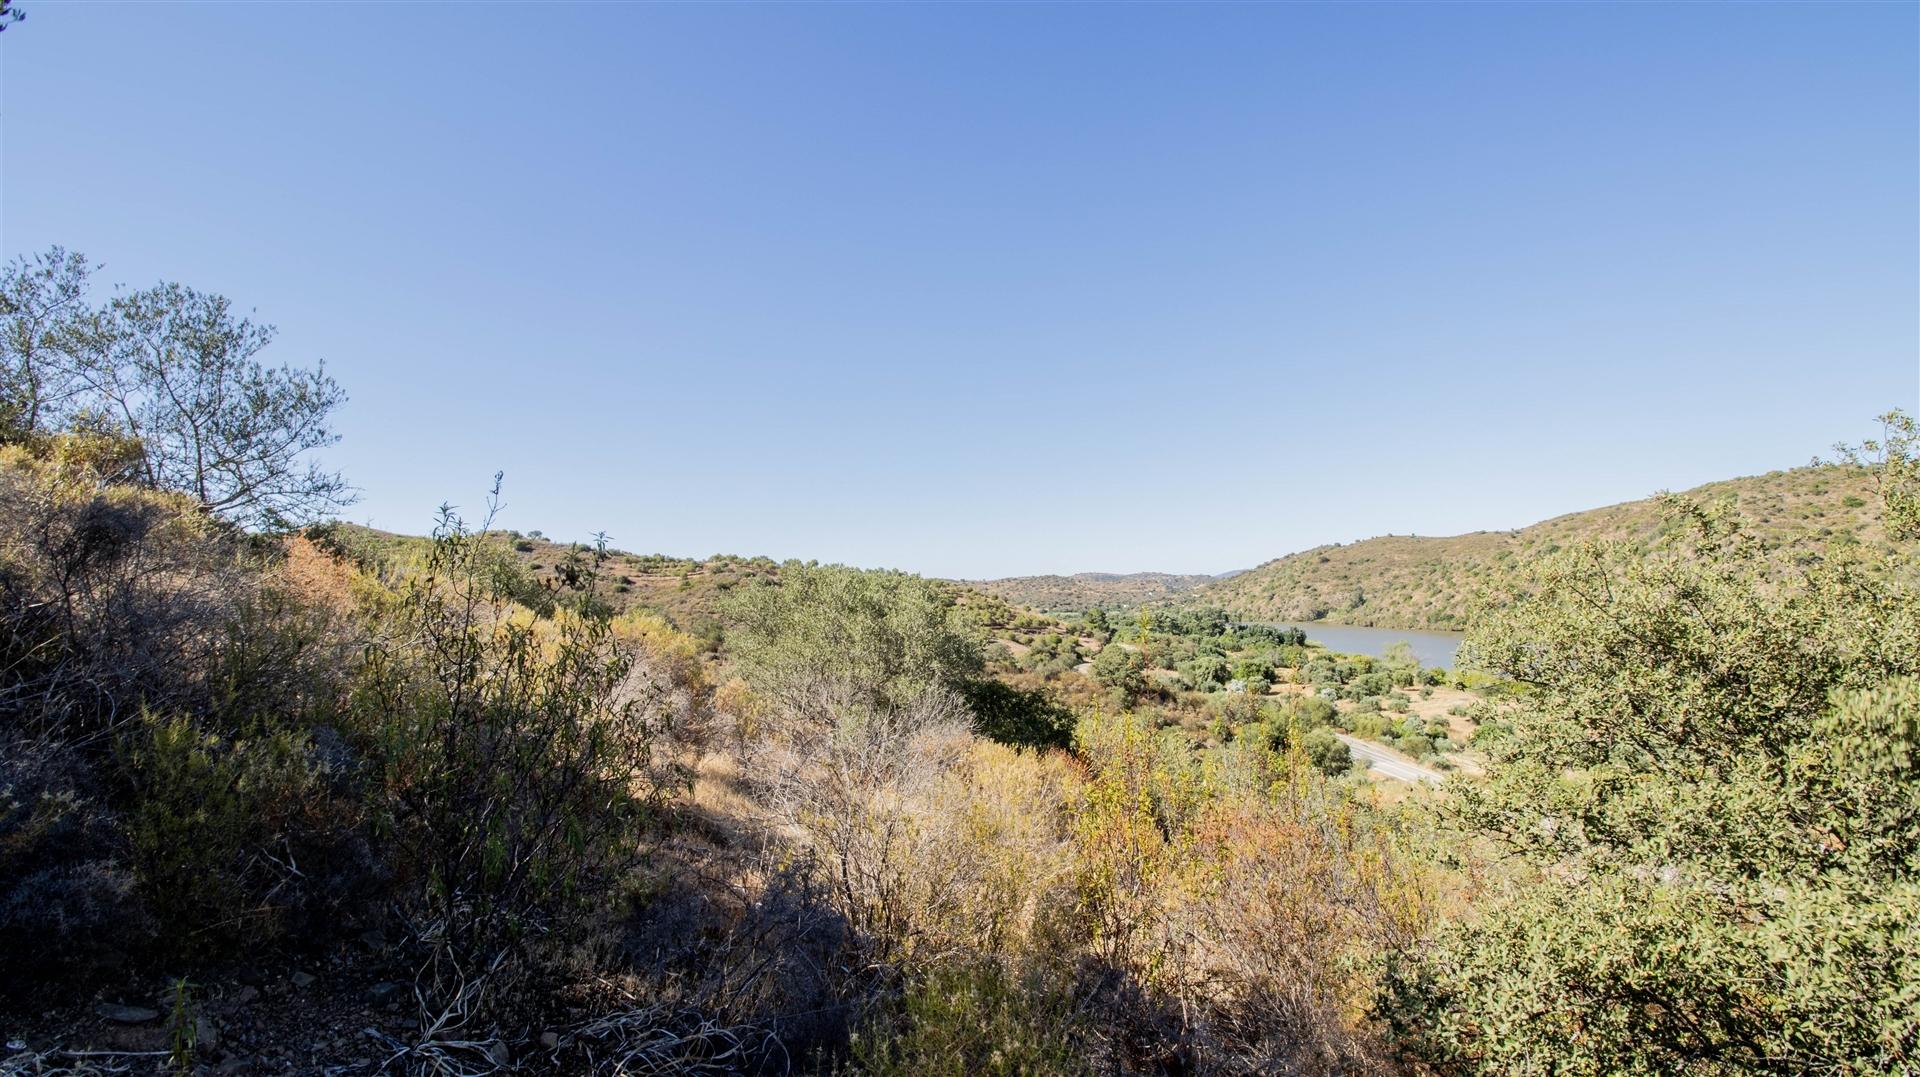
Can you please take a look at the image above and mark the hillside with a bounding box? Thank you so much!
[310,523,1046,640]
[968,570,1226,612]
[308,523,780,632]
[1192,464,1886,631]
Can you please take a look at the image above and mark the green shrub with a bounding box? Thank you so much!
[1386,445,1920,1072]
[962,679,1075,751]
[1232,658,1273,683]
[1299,727,1352,776]
[1179,653,1232,688]
[723,562,983,710]
[1468,720,1510,748]
[0,737,153,997]
[1281,695,1338,729]
[123,712,363,957]
[850,959,1087,1077]
[1090,644,1150,698]
[1349,715,1388,740]
[359,497,688,966]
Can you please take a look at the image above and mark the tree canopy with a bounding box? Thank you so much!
[722,562,985,711]
[0,247,351,527]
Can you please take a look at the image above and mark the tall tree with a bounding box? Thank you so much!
[0,247,95,439]
[0,248,353,528]
[90,283,351,528]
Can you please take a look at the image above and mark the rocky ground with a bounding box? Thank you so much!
[0,931,548,1075]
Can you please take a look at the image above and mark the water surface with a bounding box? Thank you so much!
[1260,622,1464,670]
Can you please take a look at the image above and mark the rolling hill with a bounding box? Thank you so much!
[968,570,1229,613]
[1187,464,1886,631]
[306,523,1050,638]
[306,522,781,631]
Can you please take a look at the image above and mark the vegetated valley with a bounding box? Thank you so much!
[978,467,1889,630]
[3,248,1917,1076]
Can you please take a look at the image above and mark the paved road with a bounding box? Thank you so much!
[1336,733,1446,784]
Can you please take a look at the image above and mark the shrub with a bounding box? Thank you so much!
[849,959,1087,1076]
[1299,727,1352,776]
[723,562,983,712]
[1348,715,1388,740]
[744,682,975,960]
[123,712,366,957]
[1281,695,1338,729]
[357,493,690,967]
[1090,644,1150,698]
[962,679,1075,751]
[0,737,152,997]
[1386,452,1920,1073]
[0,446,258,737]
[1179,653,1232,689]
[1068,709,1435,1073]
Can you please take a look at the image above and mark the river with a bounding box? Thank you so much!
[1259,622,1464,670]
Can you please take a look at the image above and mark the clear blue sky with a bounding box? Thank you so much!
[4,3,1915,578]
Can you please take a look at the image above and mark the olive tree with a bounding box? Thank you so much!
[722,562,984,711]
[0,247,95,440]
[90,283,350,528]
[0,247,351,528]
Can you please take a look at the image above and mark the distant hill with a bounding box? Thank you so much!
[1190,465,1886,632]
[969,571,1228,612]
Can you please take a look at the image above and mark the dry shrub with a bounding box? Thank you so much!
[1068,711,1205,983]
[0,736,151,996]
[574,858,858,1074]
[712,676,768,747]
[612,709,1086,1070]
[0,443,370,993]
[278,532,367,615]
[1180,785,1436,1073]
[355,500,699,983]
[0,444,252,739]
[612,609,710,697]
[0,445,355,742]
[1067,710,1431,1074]
[897,740,1083,962]
[743,678,974,961]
